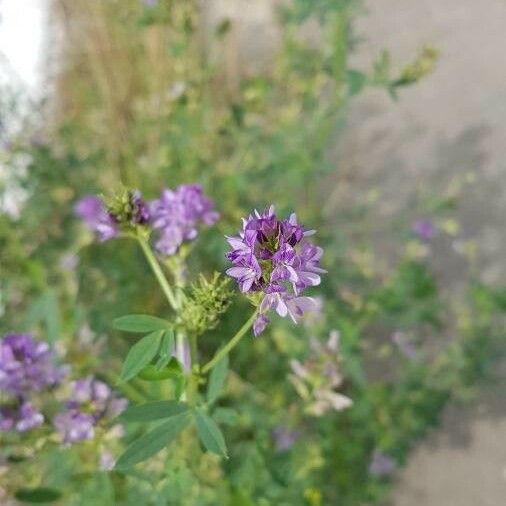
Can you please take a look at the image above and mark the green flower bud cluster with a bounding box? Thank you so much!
[103,188,149,227]
[178,273,233,337]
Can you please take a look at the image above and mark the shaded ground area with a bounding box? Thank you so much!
[387,361,506,506]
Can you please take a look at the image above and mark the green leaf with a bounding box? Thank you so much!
[213,407,239,426]
[137,364,175,381]
[119,400,189,422]
[347,69,366,96]
[15,487,62,503]
[120,330,164,382]
[115,412,190,468]
[206,354,229,403]
[114,314,171,333]
[194,408,228,458]
[155,330,174,370]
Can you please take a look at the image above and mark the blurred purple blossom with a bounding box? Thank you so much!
[15,402,44,432]
[0,333,67,396]
[391,331,417,360]
[74,195,118,242]
[368,449,396,477]
[226,206,325,335]
[412,219,435,241]
[150,185,218,256]
[54,376,127,444]
[0,333,66,434]
[99,450,116,471]
[272,425,301,452]
[0,402,44,433]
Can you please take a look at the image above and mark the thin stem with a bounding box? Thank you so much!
[202,310,258,374]
[189,334,198,369]
[137,236,178,310]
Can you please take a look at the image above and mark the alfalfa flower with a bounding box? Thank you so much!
[54,376,127,444]
[288,330,352,416]
[0,333,67,396]
[150,184,219,256]
[75,189,150,241]
[74,195,118,242]
[0,333,67,433]
[368,449,396,477]
[225,206,325,335]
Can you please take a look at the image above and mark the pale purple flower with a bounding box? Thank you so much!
[0,402,44,433]
[142,0,158,6]
[272,426,301,452]
[368,449,396,477]
[0,334,66,434]
[53,411,95,444]
[15,402,44,432]
[412,219,435,241]
[0,406,14,432]
[0,334,67,396]
[253,315,269,337]
[150,185,218,256]
[74,195,118,242]
[226,206,325,335]
[391,331,417,360]
[99,450,116,471]
[54,376,127,444]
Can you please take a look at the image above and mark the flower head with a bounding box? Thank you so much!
[226,206,325,335]
[74,195,118,242]
[0,402,44,433]
[368,449,396,477]
[288,330,352,416]
[150,184,218,256]
[0,333,67,395]
[54,376,127,444]
[411,219,435,241]
[0,333,66,434]
[271,425,302,452]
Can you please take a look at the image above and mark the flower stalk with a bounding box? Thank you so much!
[136,234,178,310]
[202,310,258,375]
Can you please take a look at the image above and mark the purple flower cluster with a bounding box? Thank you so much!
[368,449,396,477]
[0,334,67,433]
[225,206,325,335]
[74,195,119,242]
[411,218,435,241]
[289,331,352,416]
[391,331,418,360]
[75,185,218,256]
[271,425,302,453]
[54,376,127,445]
[150,185,219,256]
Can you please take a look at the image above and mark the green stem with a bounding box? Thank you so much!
[202,310,258,374]
[137,236,178,310]
[189,334,198,368]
